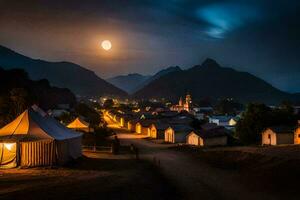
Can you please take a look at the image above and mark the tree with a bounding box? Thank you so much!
[0,95,11,126]
[235,103,272,144]
[236,103,298,145]
[9,88,31,117]
[75,103,101,127]
[214,98,244,115]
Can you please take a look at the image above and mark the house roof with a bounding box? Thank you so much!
[151,121,170,130]
[209,115,233,122]
[201,123,219,130]
[193,128,228,139]
[139,119,157,127]
[268,126,295,134]
[169,124,193,133]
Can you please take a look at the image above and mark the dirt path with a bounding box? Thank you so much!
[105,114,279,200]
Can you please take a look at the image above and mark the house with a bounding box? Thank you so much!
[149,122,169,139]
[135,120,154,135]
[261,126,295,145]
[294,126,300,144]
[164,125,193,143]
[0,106,82,168]
[67,117,92,132]
[122,115,134,129]
[228,115,241,126]
[128,119,140,132]
[194,112,205,120]
[186,128,228,147]
[209,116,233,127]
[157,111,178,118]
[119,115,125,127]
[140,113,157,120]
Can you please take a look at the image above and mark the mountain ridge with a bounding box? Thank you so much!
[0,45,127,97]
[133,58,297,104]
[106,73,151,94]
[107,66,182,94]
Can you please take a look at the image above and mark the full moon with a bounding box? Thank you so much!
[101,40,112,51]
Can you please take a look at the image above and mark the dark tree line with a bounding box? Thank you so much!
[0,67,76,126]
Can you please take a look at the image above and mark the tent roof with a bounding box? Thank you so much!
[67,117,89,129]
[0,106,82,140]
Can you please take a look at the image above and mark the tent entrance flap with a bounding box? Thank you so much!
[0,142,17,169]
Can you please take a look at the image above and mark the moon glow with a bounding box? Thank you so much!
[101,40,112,51]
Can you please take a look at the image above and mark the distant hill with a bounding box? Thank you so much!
[133,59,297,104]
[108,66,182,94]
[135,66,182,92]
[0,45,127,97]
[107,73,151,94]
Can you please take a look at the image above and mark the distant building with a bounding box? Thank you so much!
[135,120,155,135]
[150,122,169,139]
[208,116,233,127]
[294,126,300,144]
[170,94,193,113]
[186,128,228,147]
[164,125,193,143]
[261,126,295,145]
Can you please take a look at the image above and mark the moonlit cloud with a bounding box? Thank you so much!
[197,3,261,38]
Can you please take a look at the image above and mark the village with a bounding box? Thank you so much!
[1,0,299,199]
[0,92,300,199]
[104,94,300,147]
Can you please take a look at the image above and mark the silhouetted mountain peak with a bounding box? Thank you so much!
[201,58,221,68]
[133,59,298,104]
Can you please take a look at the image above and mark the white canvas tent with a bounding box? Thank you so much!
[67,117,91,132]
[0,106,82,168]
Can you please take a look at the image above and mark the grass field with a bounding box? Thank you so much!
[0,151,181,200]
[173,145,300,199]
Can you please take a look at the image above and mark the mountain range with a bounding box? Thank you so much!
[133,59,297,104]
[0,45,126,97]
[107,66,181,94]
[1,45,298,104]
[107,73,151,94]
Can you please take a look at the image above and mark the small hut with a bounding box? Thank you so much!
[128,119,139,132]
[150,122,169,139]
[294,127,300,144]
[261,126,294,145]
[0,107,82,168]
[67,117,92,132]
[186,128,228,147]
[136,120,155,135]
[164,125,193,143]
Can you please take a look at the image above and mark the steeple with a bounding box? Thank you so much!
[179,97,183,106]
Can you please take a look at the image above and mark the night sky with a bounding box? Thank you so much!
[0,0,299,92]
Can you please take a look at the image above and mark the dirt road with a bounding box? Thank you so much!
[104,114,281,200]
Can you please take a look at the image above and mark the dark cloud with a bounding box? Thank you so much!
[0,0,299,92]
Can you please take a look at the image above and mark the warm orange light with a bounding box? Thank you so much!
[4,143,15,151]
[101,40,112,51]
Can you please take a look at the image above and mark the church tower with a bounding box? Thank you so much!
[179,97,183,106]
[184,93,192,112]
